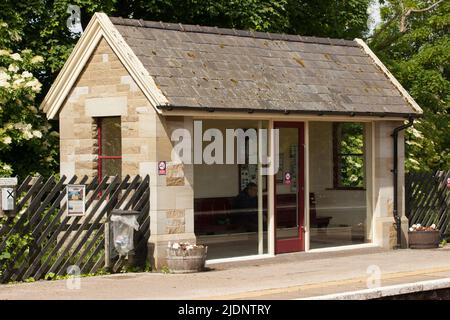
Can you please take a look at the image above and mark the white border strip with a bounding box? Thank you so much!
[206,254,274,265]
[299,277,450,300]
[306,243,379,253]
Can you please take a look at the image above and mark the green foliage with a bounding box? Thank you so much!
[23,277,36,282]
[286,0,372,38]
[371,0,450,171]
[121,0,289,33]
[43,269,110,281]
[337,123,365,188]
[44,272,56,280]
[160,265,170,274]
[0,217,34,276]
[0,21,59,178]
[0,0,373,178]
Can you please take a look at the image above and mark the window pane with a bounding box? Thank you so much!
[310,121,371,249]
[338,123,364,155]
[102,159,122,179]
[101,117,121,156]
[193,120,268,260]
[339,155,364,188]
[276,127,299,240]
[335,122,364,188]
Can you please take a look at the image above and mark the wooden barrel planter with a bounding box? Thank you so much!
[166,245,208,273]
[409,230,440,249]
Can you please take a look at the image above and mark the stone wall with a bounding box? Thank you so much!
[59,37,195,269]
[148,116,195,269]
[372,121,408,249]
[60,37,153,178]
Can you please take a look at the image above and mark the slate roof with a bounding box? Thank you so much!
[109,17,420,117]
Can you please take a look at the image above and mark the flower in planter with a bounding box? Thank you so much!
[171,242,180,250]
[168,242,206,250]
[409,223,438,232]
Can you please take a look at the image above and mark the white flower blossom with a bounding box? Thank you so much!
[8,64,19,73]
[410,127,423,139]
[2,164,11,171]
[0,70,11,82]
[25,78,41,92]
[14,122,31,131]
[30,56,44,64]
[10,53,22,61]
[2,136,12,144]
[0,80,10,88]
[172,243,180,249]
[32,130,42,138]
[12,78,25,88]
[21,71,33,78]
[0,49,9,56]
[23,131,33,140]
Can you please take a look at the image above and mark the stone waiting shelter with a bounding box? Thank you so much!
[41,13,422,268]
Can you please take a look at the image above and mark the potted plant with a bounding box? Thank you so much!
[408,224,440,249]
[166,242,208,273]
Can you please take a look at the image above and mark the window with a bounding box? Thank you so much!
[97,117,122,180]
[333,122,364,189]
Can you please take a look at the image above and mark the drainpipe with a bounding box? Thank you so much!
[392,117,414,249]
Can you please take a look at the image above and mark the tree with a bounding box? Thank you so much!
[370,0,449,171]
[0,0,374,177]
[286,0,372,39]
[0,22,58,178]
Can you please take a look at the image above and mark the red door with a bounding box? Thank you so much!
[274,122,305,253]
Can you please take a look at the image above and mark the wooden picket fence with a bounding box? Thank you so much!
[0,174,150,283]
[406,171,450,240]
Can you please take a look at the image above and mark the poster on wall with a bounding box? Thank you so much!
[67,185,85,216]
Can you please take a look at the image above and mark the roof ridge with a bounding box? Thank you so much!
[108,16,359,47]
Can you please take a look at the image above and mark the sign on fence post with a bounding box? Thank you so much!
[0,177,17,217]
[66,185,86,216]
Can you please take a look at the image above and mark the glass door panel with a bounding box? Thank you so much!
[274,123,304,253]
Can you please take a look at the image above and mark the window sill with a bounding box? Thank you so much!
[326,187,366,191]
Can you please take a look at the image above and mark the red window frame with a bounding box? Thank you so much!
[97,117,122,181]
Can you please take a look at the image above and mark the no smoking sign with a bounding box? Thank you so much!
[158,161,167,175]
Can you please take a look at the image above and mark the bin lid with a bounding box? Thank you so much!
[111,209,140,216]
